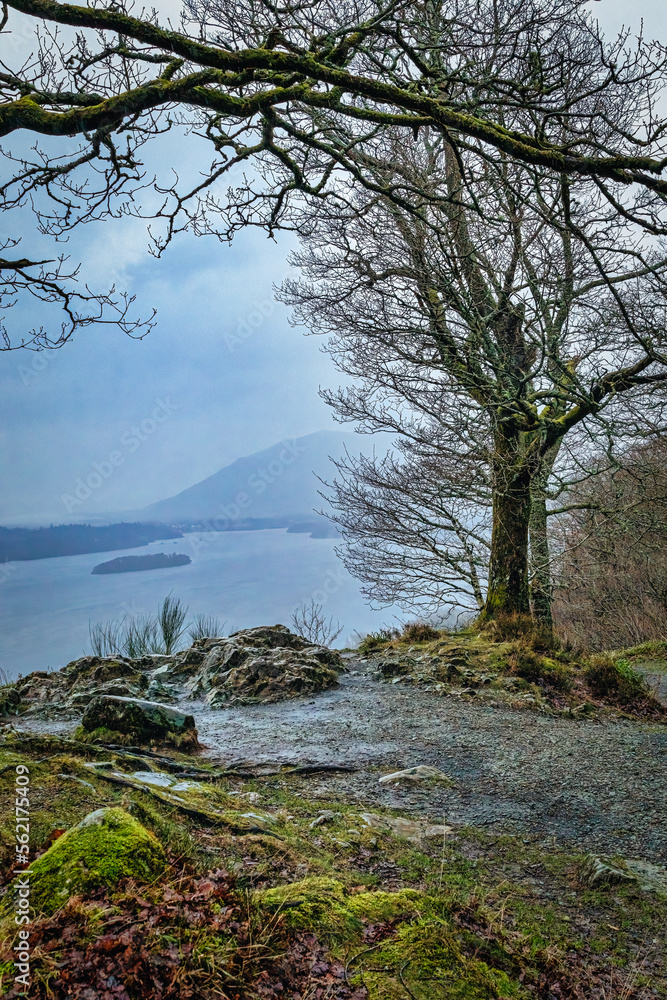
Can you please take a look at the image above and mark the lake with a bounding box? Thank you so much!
[0,529,400,681]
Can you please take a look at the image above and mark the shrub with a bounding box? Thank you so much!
[157,594,189,654]
[188,613,227,642]
[483,612,559,652]
[401,622,441,642]
[89,595,190,657]
[358,628,399,654]
[584,655,649,703]
[509,648,573,692]
[483,612,536,642]
[290,599,343,647]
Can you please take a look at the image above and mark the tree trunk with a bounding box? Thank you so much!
[528,442,563,627]
[483,457,532,618]
[529,490,553,626]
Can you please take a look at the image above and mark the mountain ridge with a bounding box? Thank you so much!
[136,429,360,525]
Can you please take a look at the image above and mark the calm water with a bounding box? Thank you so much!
[0,529,398,680]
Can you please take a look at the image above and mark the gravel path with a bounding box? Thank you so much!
[196,662,667,863]
[17,660,666,863]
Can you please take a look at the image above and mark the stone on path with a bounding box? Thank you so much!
[580,855,667,896]
[579,856,638,889]
[360,811,453,844]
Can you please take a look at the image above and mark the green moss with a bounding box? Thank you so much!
[510,649,573,691]
[72,723,196,749]
[353,907,526,999]
[618,639,667,661]
[21,807,167,916]
[72,725,135,745]
[257,876,421,941]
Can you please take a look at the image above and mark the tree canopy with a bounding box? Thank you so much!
[282,118,667,619]
[4,0,667,346]
[4,0,667,621]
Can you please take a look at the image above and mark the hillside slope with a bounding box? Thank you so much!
[137,430,360,524]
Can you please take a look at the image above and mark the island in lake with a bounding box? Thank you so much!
[91,553,191,574]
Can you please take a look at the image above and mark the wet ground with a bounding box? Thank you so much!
[198,663,667,863]
[17,661,667,863]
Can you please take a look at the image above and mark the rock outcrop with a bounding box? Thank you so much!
[185,626,341,706]
[12,625,342,716]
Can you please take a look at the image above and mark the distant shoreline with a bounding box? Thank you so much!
[0,517,338,563]
[0,522,182,563]
[91,553,191,574]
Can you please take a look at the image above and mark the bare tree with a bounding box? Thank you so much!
[4,0,667,622]
[321,427,491,619]
[4,0,667,348]
[0,239,154,350]
[283,112,667,620]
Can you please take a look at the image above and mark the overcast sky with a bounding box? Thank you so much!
[1,0,666,524]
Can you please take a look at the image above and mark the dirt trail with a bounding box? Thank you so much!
[17,660,666,863]
[196,661,667,863]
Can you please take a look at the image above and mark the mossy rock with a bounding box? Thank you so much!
[19,807,167,917]
[77,695,199,749]
[258,876,422,941]
[0,687,20,716]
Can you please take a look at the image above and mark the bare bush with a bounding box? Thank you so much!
[554,438,667,650]
[290,600,343,647]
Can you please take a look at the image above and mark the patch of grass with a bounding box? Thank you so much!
[88,594,193,657]
[400,621,442,642]
[480,612,560,653]
[358,628,400,654]
[616,639,667,660]
[584,655,649,703]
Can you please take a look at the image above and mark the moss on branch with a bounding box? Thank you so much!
[5,0,667,190]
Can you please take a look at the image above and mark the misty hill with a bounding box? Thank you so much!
[137,430,360,526]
